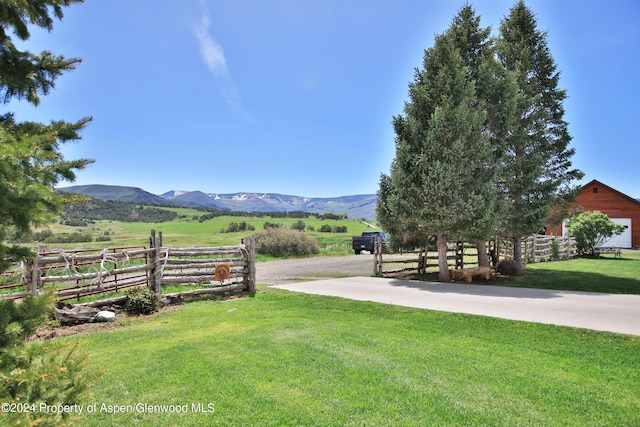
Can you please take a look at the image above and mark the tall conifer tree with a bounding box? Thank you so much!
[0,3,99,426]
[0,0,92,271]
[377,7,497,281]
[496,1,583,266]
[447,5,517,266]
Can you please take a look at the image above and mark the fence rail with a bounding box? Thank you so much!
[0,231,255,304]
[374,234,576,278]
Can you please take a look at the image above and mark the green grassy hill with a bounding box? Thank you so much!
[39,205,378,256]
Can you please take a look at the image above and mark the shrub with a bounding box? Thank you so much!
[34,229,53,242]
[290,220,306,231]
[45,232,93,243]
[253,228,320,257]
[125,287,159,315]
[318,224,332,232]
[550,239,560,261]
[223,221,255,233]
[567,211,626,257]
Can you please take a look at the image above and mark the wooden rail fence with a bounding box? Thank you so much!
[374,234,576,278]
[0,230,255,303]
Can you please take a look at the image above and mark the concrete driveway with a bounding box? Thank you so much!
[272,277,640,336]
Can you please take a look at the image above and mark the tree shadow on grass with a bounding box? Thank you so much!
[386,267,640,297]
[386,276,555,299]
[506,268,640,295]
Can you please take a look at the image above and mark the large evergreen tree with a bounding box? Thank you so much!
[447,5,517,266]
[0,0,92,272]
[496,1,583,266]
[377,6,499,281]
[0,3,99,425]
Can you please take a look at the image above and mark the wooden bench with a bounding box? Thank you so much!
[450,266,491,283]
[593,247,622,258]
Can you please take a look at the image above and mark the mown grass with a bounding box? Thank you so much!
[506,251,640,294]
[66,290,639,426]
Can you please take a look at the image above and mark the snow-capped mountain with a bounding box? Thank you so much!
[58,185,377,219]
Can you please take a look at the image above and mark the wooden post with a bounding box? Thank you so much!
[243,236,256,292]
[417,246,424,274]
[373,238,378,277]
[148,230,157,293]
[531,235,537,263]
[455,241,464,270]
[153,231,163,295]
[27,257,39,295]
[372,236,384,277]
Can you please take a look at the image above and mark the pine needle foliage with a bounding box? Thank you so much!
[0,0,93,273]
[0,293,104,426]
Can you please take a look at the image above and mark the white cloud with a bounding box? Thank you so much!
[192,1,252,122]
[193,14,227,76]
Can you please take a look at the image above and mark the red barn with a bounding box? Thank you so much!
[547,179,640,248]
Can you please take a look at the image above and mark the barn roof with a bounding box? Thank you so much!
[582,179,640,208]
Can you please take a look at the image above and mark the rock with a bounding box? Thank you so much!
[496,259,522,276]
[94,310,116,322]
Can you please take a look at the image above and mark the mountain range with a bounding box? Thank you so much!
[58,185,378,219]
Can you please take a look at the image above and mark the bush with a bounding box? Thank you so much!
[125,287,159,315]
[45,232,93,243]
[290,220,306,231]
[567,211,626,257]
[318,224,332,232]
[253,228,320,257]
[223,221,255,233]
[34,228,53,242]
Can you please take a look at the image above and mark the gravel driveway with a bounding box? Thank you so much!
[256,255,378,285]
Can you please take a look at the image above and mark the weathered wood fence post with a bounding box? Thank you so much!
[27,257,39,295]
[373,236,384,277]
[455,242,464,270]
[243,236,256,292]
[373,238,379,277]
[149,229,163,295]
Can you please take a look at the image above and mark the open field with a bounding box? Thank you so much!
[39,207,377,257]
[56,289,640,426]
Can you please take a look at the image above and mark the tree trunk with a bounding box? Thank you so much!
[437,232,450,281]
[511,236,524,274]
[476,241,489,267]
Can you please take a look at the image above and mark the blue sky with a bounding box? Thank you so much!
[8,0,640,198]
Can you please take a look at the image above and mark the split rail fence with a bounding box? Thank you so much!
[374,234,576,278]
[0,230,255,304]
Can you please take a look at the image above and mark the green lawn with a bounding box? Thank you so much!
[507,251,640,294]
[59,289,639,426]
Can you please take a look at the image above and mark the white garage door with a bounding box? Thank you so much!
[600,218,632,248]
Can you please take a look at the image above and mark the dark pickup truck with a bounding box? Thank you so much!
[352,231,387,254]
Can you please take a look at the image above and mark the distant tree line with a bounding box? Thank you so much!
[61,199,178,224]
[59,197,351,227]
[197,209,348,223]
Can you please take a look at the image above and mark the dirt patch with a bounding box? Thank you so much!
[27,293,248,342]
[27,304,183,342]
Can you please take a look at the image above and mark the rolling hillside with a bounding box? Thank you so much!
[58,185,378,219]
